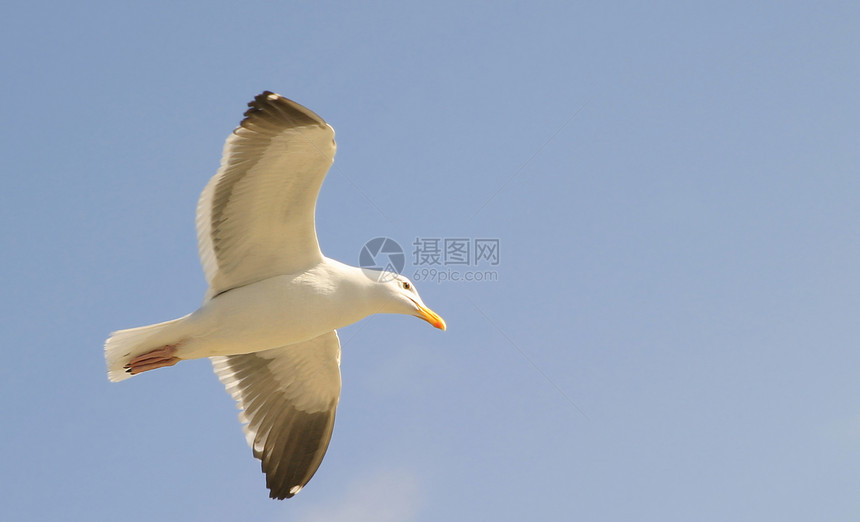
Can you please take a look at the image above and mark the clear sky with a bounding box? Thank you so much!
[2,1,859,520]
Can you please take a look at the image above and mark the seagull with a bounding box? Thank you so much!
[104,91,446,499]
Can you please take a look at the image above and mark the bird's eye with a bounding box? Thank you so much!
[401,281,411,290]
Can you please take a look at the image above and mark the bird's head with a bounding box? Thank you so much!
[368,272,446,330]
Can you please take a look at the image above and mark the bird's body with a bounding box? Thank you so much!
[104,92,445,499]
[108,260,382,367]
[185,261,373,359]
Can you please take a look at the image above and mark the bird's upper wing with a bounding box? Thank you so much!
[197,91,336,299]
[211,331,341,499]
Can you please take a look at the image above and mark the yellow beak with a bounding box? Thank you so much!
[415,302,447,331]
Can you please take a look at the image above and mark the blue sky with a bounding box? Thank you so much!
[2,1,860,520]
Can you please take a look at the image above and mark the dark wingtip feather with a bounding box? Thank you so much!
[239,91,328,132]
[270,490,293,500]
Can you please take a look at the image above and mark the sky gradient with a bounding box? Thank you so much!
[2,1,860,520]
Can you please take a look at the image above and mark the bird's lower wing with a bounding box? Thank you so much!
[211,331,341,499]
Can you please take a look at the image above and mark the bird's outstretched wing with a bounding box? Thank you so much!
[196,91,336,299]
[211,331,341,499]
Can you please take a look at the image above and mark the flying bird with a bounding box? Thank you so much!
[104,91,446,499]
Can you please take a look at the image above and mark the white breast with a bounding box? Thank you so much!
[177,261,371,359]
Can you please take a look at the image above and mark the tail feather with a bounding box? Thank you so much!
[104,315,188,382]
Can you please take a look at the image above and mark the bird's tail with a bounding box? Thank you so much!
[104,316,188,382]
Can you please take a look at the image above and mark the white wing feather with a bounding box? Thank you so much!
[211,331,341,499]
[196,92,336,299]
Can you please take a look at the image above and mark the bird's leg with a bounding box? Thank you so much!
[124,344,180,375]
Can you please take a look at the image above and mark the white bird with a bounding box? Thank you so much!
[104,91,446,499]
